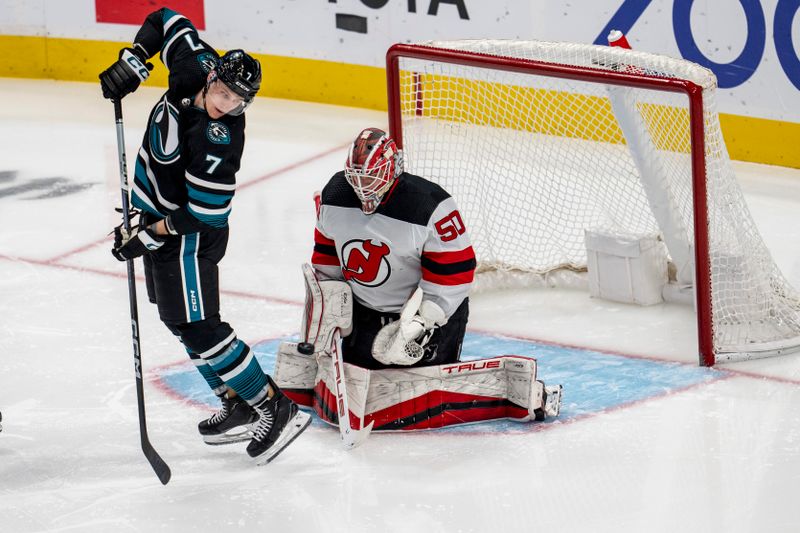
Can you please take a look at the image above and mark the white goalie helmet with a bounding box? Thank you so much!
[344,127,404,214]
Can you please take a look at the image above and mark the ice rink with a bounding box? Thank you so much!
[1,78,800,532]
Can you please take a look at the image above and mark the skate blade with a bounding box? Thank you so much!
[253,411,312,466]
[203,424,256,446]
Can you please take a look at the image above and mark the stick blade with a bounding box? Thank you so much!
[342,420,374,450]
[143,442,172,485]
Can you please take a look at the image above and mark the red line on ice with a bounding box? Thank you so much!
[40,142,349,263]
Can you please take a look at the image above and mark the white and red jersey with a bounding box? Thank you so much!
[312,171,475,318]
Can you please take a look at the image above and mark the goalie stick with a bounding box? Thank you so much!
[297,267,373,448]
[329,328,374,448]
[304,193,373,447]
[304,193,373,448]
[112,99,171,485]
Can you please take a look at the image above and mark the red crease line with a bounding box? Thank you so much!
[45,235,110,264]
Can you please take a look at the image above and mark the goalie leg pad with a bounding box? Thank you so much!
[273,341,318,407]
[300,263,352,354]
[313,354,371,430]
[310,355,562,430]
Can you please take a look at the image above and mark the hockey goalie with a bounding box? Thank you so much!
[274,128,562,436]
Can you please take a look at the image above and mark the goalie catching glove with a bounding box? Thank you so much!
[372,287,446,366]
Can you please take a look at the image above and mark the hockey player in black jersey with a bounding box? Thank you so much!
[100,8,309,464]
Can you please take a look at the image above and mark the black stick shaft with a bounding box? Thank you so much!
[113,99,171,485]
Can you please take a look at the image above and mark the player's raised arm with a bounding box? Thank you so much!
[130,8,203,73]
[99,8,212,101]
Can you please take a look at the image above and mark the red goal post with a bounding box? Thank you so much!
[385,40,800,367]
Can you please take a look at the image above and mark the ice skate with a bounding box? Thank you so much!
[198,393,259,445]
[535,384,563,421]
[247,379,311,465]
[544,384,562,418]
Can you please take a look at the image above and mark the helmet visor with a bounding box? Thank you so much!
[207,78,251,116]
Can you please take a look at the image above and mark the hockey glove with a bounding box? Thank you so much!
[112,223,164,261]
[100,45,153,100]
[372,289,447,366]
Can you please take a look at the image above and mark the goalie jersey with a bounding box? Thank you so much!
[312,171,476,318]
[129,8,244,235]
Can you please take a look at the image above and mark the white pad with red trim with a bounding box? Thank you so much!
[300,263,352,355]
[273,346,562,430]
[274,341,317,389]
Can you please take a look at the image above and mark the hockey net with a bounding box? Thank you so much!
[386,40,800,366]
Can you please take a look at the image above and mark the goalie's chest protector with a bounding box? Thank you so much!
[318,172,452,313]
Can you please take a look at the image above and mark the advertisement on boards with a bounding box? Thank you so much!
[0,0,797,164]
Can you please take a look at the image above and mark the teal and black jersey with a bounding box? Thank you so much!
[130,8,244,234]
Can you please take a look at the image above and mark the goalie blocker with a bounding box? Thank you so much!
[274,341,562,430]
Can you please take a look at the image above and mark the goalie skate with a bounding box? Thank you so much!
[535,384,563,421]
[544,384,563,418]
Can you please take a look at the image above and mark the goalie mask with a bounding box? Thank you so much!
[344,128,404,214]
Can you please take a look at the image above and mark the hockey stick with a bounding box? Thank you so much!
[329,328,374,449]
[112,99,171,485]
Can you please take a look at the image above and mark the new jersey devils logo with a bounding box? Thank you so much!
[341,239,391,287]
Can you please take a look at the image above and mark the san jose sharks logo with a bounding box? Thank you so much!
[206,121,231,145]
[341,239,391,287]
[149,97,181,164]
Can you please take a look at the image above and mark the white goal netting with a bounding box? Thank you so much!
[389,40,800,364]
